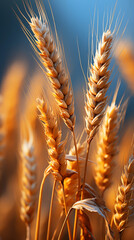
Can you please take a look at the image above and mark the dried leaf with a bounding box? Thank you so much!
[64,169,77,178]
[72,198,114,240]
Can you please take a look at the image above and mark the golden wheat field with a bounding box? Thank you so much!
[0,0,134,240]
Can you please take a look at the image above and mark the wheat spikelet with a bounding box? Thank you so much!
[95,89,126,194]
[85,30,113,141]
[57,141,86,209]
[37,98,67,181]
[113,154,134,232]
[29,15,75,130]
[20,128,37,225]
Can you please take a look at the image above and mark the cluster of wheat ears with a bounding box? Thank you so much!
[1,1,134,240]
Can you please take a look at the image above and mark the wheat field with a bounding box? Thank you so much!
[0,0,134,240]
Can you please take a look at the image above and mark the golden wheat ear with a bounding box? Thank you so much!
[112,152,134,233]
[82,29,113,198]
[18,2,75,131]
[85,29,113,142]
[95,83,128,195]
[20,125,37,239]
[37,97,67,181]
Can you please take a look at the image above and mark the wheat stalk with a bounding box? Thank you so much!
[20,127,37,240]
[113,154,134,233]
[95,88,126,195]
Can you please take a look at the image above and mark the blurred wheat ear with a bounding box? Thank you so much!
[112,151,134,234]
[0,96,5,180]
[20,126,37,240]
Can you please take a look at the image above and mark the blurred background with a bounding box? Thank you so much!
[0,0,134,239]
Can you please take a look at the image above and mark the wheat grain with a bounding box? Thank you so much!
[37,98,67,181]
[113,154,134,232]
[20,128,37,226]
[85,30,113,141]
[30,16,75,130]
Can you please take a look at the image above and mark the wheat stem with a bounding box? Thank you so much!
[72,129,81,192]
[73,210,78,240]
[62,182,72,240]
[72,129,80,240]
[26,224,31,240]
[58,209,72,240]
[82,140,91,197]
[119,232,122,240]
[80,141,91,239]
[47,179,56,240]
[51,212,63,240]
[35,167,50,240]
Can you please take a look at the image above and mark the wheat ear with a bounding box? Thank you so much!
[113,154,134,233]
[85,30,113,141]
[83,29,113,195]
[30,16,75,131]
[37,98,67,181]
[20,127,37,240]
[95,88,127,195]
